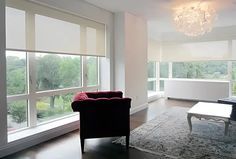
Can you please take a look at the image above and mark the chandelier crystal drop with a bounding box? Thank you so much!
[173,2,217,37]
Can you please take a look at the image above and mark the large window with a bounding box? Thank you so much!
[6,2,103,133]
[6,51,28,131]
[147,60,234,96]
[6,51,99,132]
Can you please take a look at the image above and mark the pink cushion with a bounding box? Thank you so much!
[73,92,88,101]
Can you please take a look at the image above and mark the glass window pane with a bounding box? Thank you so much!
[86,56,98,86]
[232,81,236,96]
[36,53,81,91]
[172,61,227,79]
[148,61,156,78]
[148,81,156,91]
[37,93,74,123]
[232,62,236,81]
[160,62,169,78]
[6,51,27,95]
[8,100,28,132]
[160,80,164,91]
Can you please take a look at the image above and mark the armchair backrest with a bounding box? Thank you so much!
[85,91,123,99]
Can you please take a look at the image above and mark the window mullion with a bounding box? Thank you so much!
[26,11,37,127]
[228,61,232,96]
[156,62,160,92]
[82,56,87,91]
[97,57,100,90]
[28,53,37,127]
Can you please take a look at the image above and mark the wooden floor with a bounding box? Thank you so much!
[3,98,196,159]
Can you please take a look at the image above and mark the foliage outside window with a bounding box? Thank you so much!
[36,53,81,91]
[86,56,98,86]
[172,61,228,79]
[148,81,156,91]
[147,61,157,96]
[7,100,28,132]
[148,61,156,78]
[6,51,99,132]
[160,62,169,78]
[232,62,236,95]
[159,80,165,92]
[36,93,73,123]
[6,52,27,96]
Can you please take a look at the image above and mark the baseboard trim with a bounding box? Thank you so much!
[130,103,148,115]
[0,121,79,158]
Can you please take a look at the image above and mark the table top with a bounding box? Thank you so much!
[188,102,232,119]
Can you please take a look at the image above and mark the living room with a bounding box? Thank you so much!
[0,0,236,158]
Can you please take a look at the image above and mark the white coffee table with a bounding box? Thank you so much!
[187,102,232,135]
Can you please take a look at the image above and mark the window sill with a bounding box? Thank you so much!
[8,113,79,143]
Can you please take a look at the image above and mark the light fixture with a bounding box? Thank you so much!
[173,1,217,37]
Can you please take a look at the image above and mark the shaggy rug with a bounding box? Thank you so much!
[113,107,236,159]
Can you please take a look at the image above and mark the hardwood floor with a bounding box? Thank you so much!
[3,98,196,159]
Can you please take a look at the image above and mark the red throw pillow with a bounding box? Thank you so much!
[73,92,88,101]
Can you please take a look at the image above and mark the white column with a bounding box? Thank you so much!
[0,0,8,146]
[114,12,148,110]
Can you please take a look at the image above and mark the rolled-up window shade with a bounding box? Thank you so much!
[6,0,106,56]
[161,41,230,62]
[6,7,26,50]
[148,39,161,61]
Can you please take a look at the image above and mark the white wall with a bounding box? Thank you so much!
[114,12,148,112]
[165,79,230,102]
[0,0,7,147]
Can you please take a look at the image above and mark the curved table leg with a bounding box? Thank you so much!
[187,114,192,133]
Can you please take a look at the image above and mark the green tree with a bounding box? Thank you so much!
[59,57,81,87]
[87,57,98,86]
[8,101,26,123]
[6,56,26,95]
[37,55,62,108]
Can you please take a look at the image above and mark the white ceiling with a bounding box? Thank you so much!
[83,0,236,39]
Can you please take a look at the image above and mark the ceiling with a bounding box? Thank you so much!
[83,0,236,39]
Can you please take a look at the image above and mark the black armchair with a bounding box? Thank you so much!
[71,91,131,153]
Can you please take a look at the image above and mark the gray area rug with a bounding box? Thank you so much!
[113,107,236,159]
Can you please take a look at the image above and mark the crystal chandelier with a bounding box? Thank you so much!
[173,1,217,36]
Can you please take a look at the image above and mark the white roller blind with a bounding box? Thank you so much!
[6,0,106,56]
[161,41,231,62]
[148,39,161,61]
[35,14,81,54]
[6,7,26,50]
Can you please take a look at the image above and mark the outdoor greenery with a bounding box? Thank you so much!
[148,61,235,93]
[172,61,228,79]
[7,53,98,131]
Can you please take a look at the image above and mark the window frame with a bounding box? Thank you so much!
[6,51,100,133]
